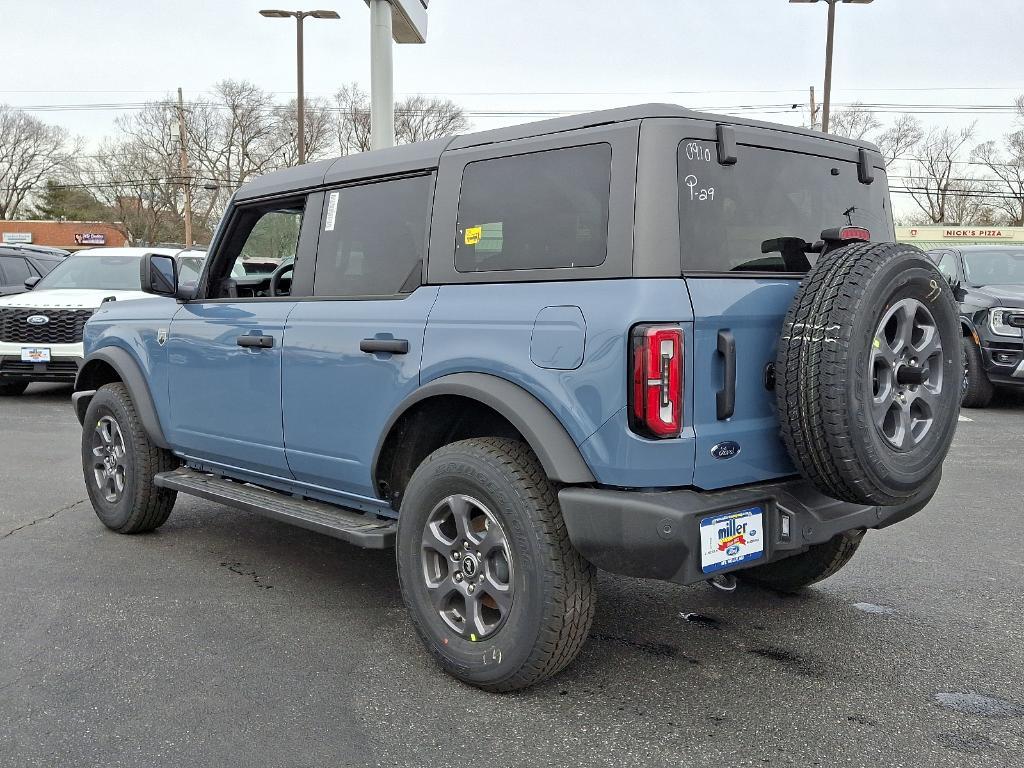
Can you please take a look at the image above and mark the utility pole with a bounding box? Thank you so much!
[821,0,837,133]
[789,1,875,135]
[810,85,819,131]
[176,87,193,247]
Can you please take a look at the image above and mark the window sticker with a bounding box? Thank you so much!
[324,191,339,232]
[464,225,482,246]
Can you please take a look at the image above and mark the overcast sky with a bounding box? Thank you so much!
[4,0,1023,215]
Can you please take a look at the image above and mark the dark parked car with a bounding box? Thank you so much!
[929,246,1024,407]
[0,244,69,295]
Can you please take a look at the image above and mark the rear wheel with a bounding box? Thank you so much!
[961,336,994,408]
[81,383,178,533]
[396,437,596,692]
[0,381,28,396]
[739,530,865,593]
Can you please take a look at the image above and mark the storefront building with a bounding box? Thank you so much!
[0,221,128,251]
[897,226,1024,251]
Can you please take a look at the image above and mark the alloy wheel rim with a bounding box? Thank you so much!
[420,494,514,640]
[870,298,944,451]
[91,415,128,503]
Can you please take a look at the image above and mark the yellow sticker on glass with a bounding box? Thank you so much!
[465,226,482,246]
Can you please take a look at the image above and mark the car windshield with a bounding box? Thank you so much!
[34,253,142,291]
[961,249,1024,286]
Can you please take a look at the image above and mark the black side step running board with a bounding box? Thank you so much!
[154,467,396,549]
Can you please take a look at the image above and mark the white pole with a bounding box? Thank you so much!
[369,0,395,150]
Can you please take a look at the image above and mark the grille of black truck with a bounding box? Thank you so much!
[0,308,94,344]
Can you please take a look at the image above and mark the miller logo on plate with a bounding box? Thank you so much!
[26,315,50,326]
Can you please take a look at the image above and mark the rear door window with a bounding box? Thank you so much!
[0,256,32,286]
[677,141,891,273]
[455,144,611,272]
[313,174,432,297]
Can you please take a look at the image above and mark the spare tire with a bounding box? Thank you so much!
[776,241,960,506]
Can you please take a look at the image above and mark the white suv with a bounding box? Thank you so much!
[0,247,184,395]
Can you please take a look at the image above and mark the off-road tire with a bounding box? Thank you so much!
[396,437,596,692]
[738,530,865,593]
[961,336,994,408]
[0,381,28,396]
[776,242,961,506]
[81,382,178,533]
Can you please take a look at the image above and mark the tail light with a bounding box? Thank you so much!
[629,323,683,439]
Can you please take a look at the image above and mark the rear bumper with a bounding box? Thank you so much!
[558,472,939,586]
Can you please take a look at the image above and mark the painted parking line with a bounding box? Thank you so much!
[958,415,973,422]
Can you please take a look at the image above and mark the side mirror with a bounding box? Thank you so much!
[23,276,41,290]
[140,253,178,296]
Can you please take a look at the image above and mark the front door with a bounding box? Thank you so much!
[167,196,316,480]
[282,174,436,500]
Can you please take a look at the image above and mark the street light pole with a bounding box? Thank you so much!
[296,13,305,164]
[260,8,340,165]
[790,0,874,134]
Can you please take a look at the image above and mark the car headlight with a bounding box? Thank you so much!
[989,307,1024,337]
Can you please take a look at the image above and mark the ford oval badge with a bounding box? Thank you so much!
[711,441,740,460]
[26,315,50,326]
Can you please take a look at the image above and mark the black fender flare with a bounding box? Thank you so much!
[373,372,596,485]
[74,347,170,449]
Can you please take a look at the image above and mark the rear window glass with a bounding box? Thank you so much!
[455,144,611,273]
[678,141,890,273]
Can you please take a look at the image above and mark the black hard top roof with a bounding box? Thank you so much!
[234,103,880,201]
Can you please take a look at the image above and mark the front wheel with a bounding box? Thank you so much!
[81,383,178,533]
[961,337,995,408]
[396,437,596,692]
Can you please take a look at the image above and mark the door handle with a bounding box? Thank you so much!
[716,330,736,420]
[360,338,409,355]
[236,334,274,349]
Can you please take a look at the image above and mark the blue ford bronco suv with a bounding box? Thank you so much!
[73,105,961,691]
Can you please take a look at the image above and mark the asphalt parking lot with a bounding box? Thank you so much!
[1,385,1023,768]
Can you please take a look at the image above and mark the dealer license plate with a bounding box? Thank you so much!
[20,347,50,363]
[699,506,765,574]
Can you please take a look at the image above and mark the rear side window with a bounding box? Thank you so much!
[314,175,432,297]
[455,144,611,273]
[0,256,33,286]
[677,141,891,273]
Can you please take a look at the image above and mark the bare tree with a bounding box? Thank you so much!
[828,102,882,141]
[396,94,471,144]
[273,97,335,166]
[906,124,988,224]
[0,105,77,219]
[331,83,469,156]
[972,95,1024,226]
[876,114,924,167]
[186,80,290,230]
[333,83,373,155]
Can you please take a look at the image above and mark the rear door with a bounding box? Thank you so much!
[281,173,436,501]
[675,128,892,490]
